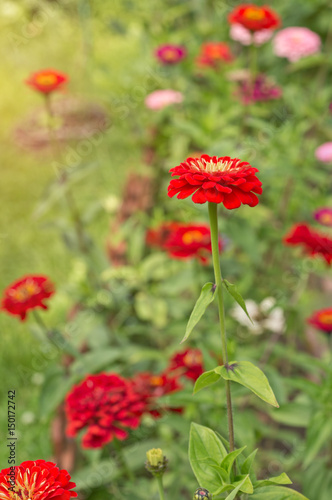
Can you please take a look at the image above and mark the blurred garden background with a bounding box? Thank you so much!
[1,1,332,499]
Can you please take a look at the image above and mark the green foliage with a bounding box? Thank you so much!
[181,282,217,343]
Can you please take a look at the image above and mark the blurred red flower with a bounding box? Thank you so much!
[1,275,55,321]
[155,44,186,64]
[284,223,332,265]
[236,74,282,105]
[307,308,332,334]
[196,42,234,68]
[133,371,183,417]
[314,208,332,227]
[0,460,77,500]
[26,69,68,94]
[168,154,262,208]
[65,373,148,448]
[147,222,221,263]
[168,348,204,381]
[228,4,280,31]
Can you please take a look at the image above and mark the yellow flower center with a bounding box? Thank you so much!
[318,312,332,325]
[150,376,164,386]
[183,351,202,366]
[9,281,40,303]
[35,73,58,86]
[320,213,332,225]
[162,49,178,61]
[182,230,205,245]
[243,7,265,20]
[190,157,240,174]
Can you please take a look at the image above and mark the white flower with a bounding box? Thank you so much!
[231,297,285,335]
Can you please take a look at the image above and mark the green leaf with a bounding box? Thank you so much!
[219,447,247,477]
[251,486,309,499]
[222,279,252,322]
[241,449,258,474]
[193,370,221,394]
[39,368,76,420]
[254,473,292,489]
[181,283,216,343]
[224,475,251,500]
[189,423,227,493]
[215,361,279,408]
[70,349,121,377]
[303,413,332,468]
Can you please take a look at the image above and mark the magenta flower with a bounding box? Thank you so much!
[145,89,183,110]
[155,44,186,64]
[314,208,332,227]
[236,74,282,105]
[230,23,274,46]
[315,142,332,163]
[273,27,321,62]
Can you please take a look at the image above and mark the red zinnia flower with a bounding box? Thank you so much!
[168,154,262,208]
[25,69,68,94]
[147,222,221,264]
[0,460,77,500]
[314,208,332,227]
[168,349,204,381]
[228,4,280,32]
[155,44,186,64]
[284,223,332,266]
[65,373,148,448]
[1,275,55,321]
[133,372,183,417]
[196,42,234,68]
[307,308,332,334]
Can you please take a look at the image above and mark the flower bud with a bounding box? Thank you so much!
[193,488,212,500]
[145,448,168,477]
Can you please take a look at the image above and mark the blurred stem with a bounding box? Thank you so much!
[113,439,134,482]
[32,310,79,357]
[156,476,166,500]
[250,43,257,81]
[77,0,93,69]
[44,94,89,255]
[208,202,235,454]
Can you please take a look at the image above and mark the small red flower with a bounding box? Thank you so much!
[25,69,68,94]
[168,349,204,381]
[147,222,221,264]
[314,208,332,227]
[0,460,77,500]
[196,42,234,68]
[65,373,148,448]
[284,223,332,266]
[133,372,183,417]
[168,154,262,208]
[236,74,282,105]
[155,44,186,64]
[228,4,280,32]
[1,275,55,321]
[307,308,332,334]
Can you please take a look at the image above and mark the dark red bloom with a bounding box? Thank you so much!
[196,42,234,68]
[228,4,280,31]
[155,44,186,64]
[314,208,332,227]
[168,349,204,381]
[307,308,332,334]
[168,154,262,208]
[1,275,55,321]
[65,373,148,448]
[147,222,220,263]
[0,460,77,500]
[236,74,282,105]
[284,223,332,266]
[133,372,183,417]
[26,69,68,94]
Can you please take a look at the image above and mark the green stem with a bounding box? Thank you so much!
[249,43,257,80]
[113,439,134,482]
[156,476,166,500]
[208,202,235,453]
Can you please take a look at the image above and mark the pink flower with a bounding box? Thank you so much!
[273,27,321,62]
[230,23,274,46]
[315,142,332,163]
[145,89,183,110]
[155,44,186,64]
[314,208,332,227]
